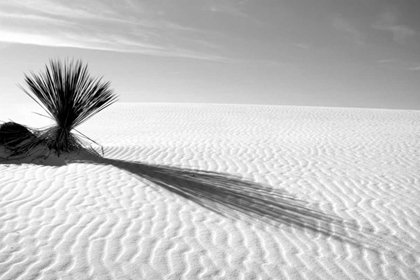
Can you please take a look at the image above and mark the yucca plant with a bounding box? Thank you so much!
[19,59,118,156]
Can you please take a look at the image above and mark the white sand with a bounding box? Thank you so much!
[1,103,419,279]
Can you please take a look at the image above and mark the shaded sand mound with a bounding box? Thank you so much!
[1,103,420,279]
[0,122,37,148]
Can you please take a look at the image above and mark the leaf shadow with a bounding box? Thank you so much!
[71,152,376,251]
[1,148,388,253]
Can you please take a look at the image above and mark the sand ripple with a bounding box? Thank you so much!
[1,103,420,279]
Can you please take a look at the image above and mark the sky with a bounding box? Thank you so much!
[0,0,419,110]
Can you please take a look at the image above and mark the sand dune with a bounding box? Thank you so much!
[1,103,419,279]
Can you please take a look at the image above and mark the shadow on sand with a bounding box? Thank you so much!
[0,148,378,251]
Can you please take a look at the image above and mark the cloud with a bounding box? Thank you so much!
[409,65,420,71]
[372,10,416,45]
[204,0,260,23]
[206,2,246,17]
[0,0,229,61]
[377,59,394,63]
[376,58,420,71]
[295,43,310,50]
[332,15,364,46]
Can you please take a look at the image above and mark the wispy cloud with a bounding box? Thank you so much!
[372,10,416,45]
[295,43,310,50]
[332,15,364,46]
[376,58,420,71]
[409,65,420,71]
[203,0,261,24]
[0,0,229,61]
[205,0,248,17]
[377,59,398,64]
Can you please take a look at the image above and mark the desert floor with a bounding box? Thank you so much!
[1,103,419,279]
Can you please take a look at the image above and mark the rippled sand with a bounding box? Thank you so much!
[1,103,419,279]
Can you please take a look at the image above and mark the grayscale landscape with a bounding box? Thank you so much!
[1,1,420,279]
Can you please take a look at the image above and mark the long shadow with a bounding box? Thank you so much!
[1,148,383,252]
[72,152,375,250]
